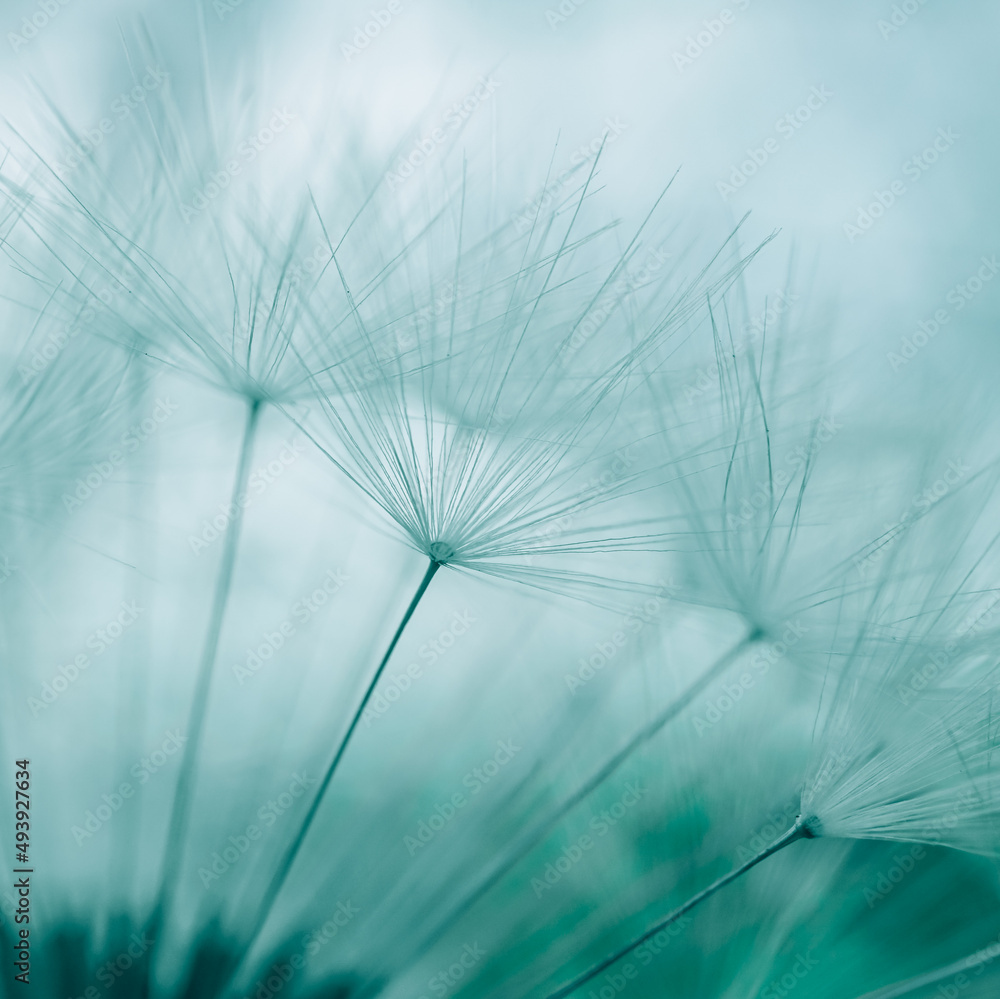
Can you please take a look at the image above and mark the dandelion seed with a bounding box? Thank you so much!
[219,158,769,984]
[540,469,1000,998]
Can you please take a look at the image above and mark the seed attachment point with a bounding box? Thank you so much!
[429,541,456,564]
[798,814,823,839]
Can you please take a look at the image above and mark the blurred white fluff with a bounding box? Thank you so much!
[802,473,1000,854]
[2,9,1000,999]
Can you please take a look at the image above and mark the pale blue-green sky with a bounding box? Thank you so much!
[3,0,996,426]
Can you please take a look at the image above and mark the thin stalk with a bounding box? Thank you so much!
[544,817,813,999]
[149,398,262,949]
[376,633,758,994]
[225,558,442,993]
[113,364,152,911]
[852,937,1000,999]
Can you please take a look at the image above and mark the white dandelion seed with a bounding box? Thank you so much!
[539,459,1000,999]
[217,154,771,984]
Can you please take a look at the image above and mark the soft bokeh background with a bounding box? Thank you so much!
[4,0,999,406]
[2,3,1000,998]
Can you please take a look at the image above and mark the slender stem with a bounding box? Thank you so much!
[852,938,1000,999]
[114,364,152,910]
[148,398,262,955]
[225,558,442,993]
[544,817,812,999]
[374,633,757,994]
